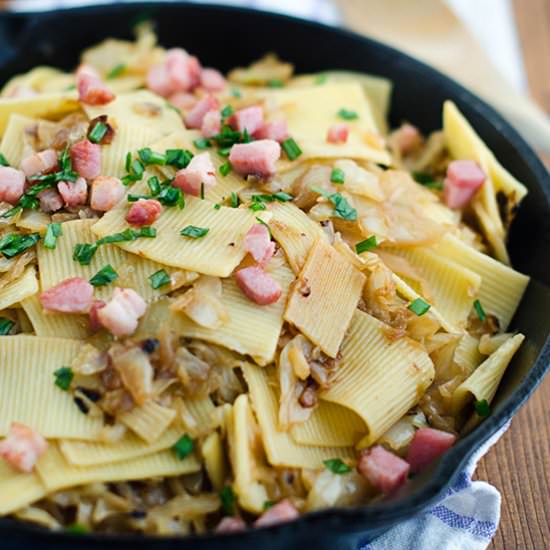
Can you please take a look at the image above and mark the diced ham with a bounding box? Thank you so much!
[406,428,457,473]
[90,176,126,212]
[229,106,264,135]
[357,445,410,495]
[200,67,226,92]
[168,91,198,111]
[76,64,115,106]
[327,123,349,144]
[70,139,101,180]
[201,110,221,138]
[125,198,162,227]
[215,516,247,534]
[20,149,58,178]
[235,266,282,306]
[443,160,486,209]
[184,95,219,129]
[173,152,216,197]
[89,300,106,332]
[254,120,289,143]
[146,63,173,98]
[147,49,202,97]
[395,123,422,155]
[0,166,25,204]
[254,499,299,528]
[38,188,63,213]
[0,422,47,473]
[57,176,87,208]
[97,287,147,337]
[244,224,275,267]
[39,277,94,314]
[229,140,281,180]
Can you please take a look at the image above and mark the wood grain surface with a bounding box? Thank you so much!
[338,1,550,548]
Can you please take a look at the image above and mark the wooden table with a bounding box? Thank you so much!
[338,1,550,547]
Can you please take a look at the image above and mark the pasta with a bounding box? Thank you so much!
[0,29,530,536]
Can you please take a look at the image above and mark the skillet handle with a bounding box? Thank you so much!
[0,12,31,68]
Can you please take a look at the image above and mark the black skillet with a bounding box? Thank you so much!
[0,3,549,549]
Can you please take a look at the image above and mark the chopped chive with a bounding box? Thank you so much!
[214,203,221,210]
[89,264,118,287]
[315,74,327,85]
[138,226,156,238]
[408,298,431,316]
[273,191,293,202]
[242,128,252,143]
[0,317,15,335]
[312,188,357,221]
[54,366,74,391]
[0,153,9,166]
[219,161,232,177]
[281,137,302,161]
[73,243,98,265]
[138,147,166,166]
[43,223,62,250]
[0,232,40,258]
[473,299,486,321]
[355,236,378,254]
[147,176,161,196]
[180,225,209,239]
[149,269,171,289]
[106,63,125,80]
[249,202,266,212]
[219,485,236,515]
[157,186,184,209]
[263,500,275,510]
[474,399,490,417]
[65,84,77,91]
[131,159,144,179]
[88,121,108,144]
[331,167,345,184]
[218,146,232,158]
[65,523,88,535]
[165,101,181,114]
[230,192,239,208]
[125,152,132,173]
[267,78,284,88]
[127,194,150,202]
[231,88,241,98]
[323,458,352,474]
[220,105,234,119]
[172,434,194,459]
[337,108,359,120]
[121,175,136,187]
[412,171,443,191]
[166,149,193,169]
[255,216,271,236]
[0,205,22,219]
[200,182,205,200]
[193,138,211,150]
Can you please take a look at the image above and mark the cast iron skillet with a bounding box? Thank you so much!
[0,3,549,549]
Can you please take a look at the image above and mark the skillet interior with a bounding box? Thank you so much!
[0,3,549,549]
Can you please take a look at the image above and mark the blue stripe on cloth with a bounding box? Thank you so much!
[429,505,496,540]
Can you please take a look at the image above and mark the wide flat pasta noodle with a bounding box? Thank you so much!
[0,460,46,515]
[0,266,38,311]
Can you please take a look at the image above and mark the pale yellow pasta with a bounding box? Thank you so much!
[16,210,51,233]
[36,443,200,492]
[37,219,177,302]
[59,426,182,466]
[452,334,525,414]
[21,294,90,339]
[241,363,355,468]
[285,239,365,357]
[454,334,484,376]
[201,431,227,491]
[269,201,329,273]
[168,262,295,365]
[0,113,35,166]
[0,461,46,515]
[0,336,102,439]
[290,400,366,448]
[228,394,269,513]
[92,196,271,276]
[0,67,67,97]
[432,234,529,330]
[118,400,176,443]
[0,266,38,311]
[322,310,434,448]
[0,92,79,135]
[385,246,481,329]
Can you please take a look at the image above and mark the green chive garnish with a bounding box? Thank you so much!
[249,202,266,212]
[473,299,486,321]
[412,171,443,191]
[149,269,171,289]
[0,233,40,258]
[230,192,240,208]
[157,186,184,208]
[65,523,88,535]
[147,176,161,196]
[193,138,211,150]
[267,78,284,88]
[54,367,74,391]
[88,121,108,144]
[43,223,62,250]
[231,88,241,98]
[200,182,205,200]
[281,137,302,161]
[263,501,275,510]
[0,317,15,335]
[408,298,431,316]
[214,203,221,210]
[125,152,132,173]
[220,105,234,119]
[138,147,166,166]
[331,167,345,184]
[173,435,194,459]
[89,264,118,287]
[323,458,352,474]
[106,63,125,79]
[219,161,232,176]
[313,188,357,221]
[0,153,10,166]
[315,74,327,85]
[73,243,98,265]
[219,486,236,515]
[180,225,209,239]
[355,236,378,254]
[337,108,359,120]
[166,149,193,169]
[474,399,490,417]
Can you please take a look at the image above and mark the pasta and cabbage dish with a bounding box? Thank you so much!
[0,24,529,535]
